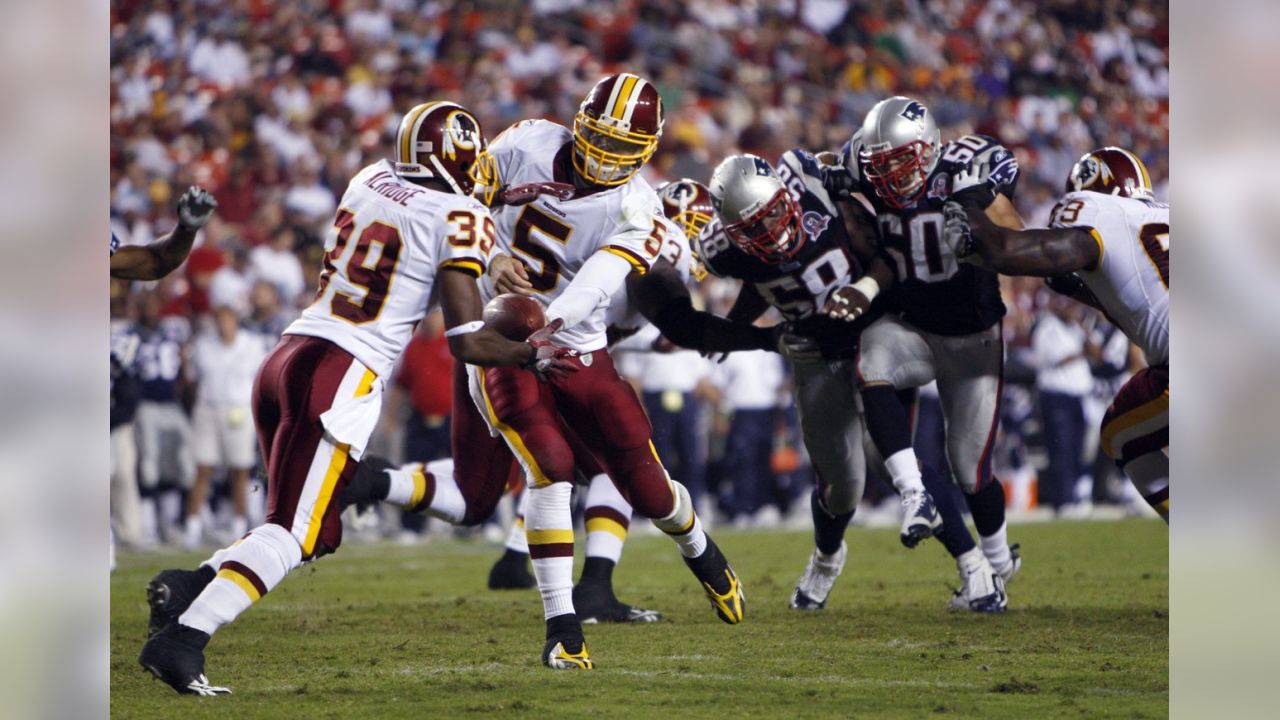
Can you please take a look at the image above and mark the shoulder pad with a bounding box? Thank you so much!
[694,218,737,279]
[778,149,837,214]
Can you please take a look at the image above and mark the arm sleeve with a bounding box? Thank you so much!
[650,295,775,353]
[544,249,634,329]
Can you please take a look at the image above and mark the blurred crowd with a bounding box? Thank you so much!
[109,0,1167,548]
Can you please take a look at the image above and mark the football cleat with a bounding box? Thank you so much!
[789,541,848,610]
[993,543,1022,584]
[338,454,393,511]
[487,551,536,590]
[683,537,745,624]
[146,568,213,639]
[573,581,662,624]
[138,623,230,695]
[542,638,595,670]
[899,490,942,548]
[947,556,1008,613]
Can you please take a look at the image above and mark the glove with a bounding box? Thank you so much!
[524,319,579,380]
[776,326,823,362]
[498,182,576,206]
[177,186,218,230]
[942,201,976,259]
[820,162,857,200]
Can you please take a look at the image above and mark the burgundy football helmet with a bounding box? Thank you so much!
[1064,146,1155,200]
[657,178,714,279]
[573,73,664,186]
[394,101,486,195]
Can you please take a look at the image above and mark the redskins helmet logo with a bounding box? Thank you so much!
[439,111,479,161]
[1074,157,1103,189]
[663,180,696,213]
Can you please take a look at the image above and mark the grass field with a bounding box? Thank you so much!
[111,520,1168,719]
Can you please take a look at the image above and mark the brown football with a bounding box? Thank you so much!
[482,293,547,341]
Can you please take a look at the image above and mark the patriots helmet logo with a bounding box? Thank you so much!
[899,101,927,122]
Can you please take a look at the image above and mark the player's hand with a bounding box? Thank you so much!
[950,162,989,196]
[942,201,976,260]
[177,186,218,230]
[776,327,823,362]
[820,163,857,200]
[525,319,577,380]
[498,182,576,206]
[823,286,871,322]
[490,254,534,295]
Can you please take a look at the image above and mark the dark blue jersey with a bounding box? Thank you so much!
[848,134,1013,336]
[135,317,189,403]
[698,150,878,360]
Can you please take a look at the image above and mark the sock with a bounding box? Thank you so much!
[811,488,854,556]
[956,547,985,575]
[979,524,1012,570]
[389,459,465,523]
[884,449,925,495]
[1124,452,1170,523]
[583,474,631,566]
[966,478,1008,537]
[920,464,977,558]
[178,523,302,636]
[652,480,707,558]
[501,489,527,550]
[526,482,576,620]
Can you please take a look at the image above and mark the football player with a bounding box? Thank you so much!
[110,186,217,280]
[942,147,1169,522]
[699,152,1006,612]
[353,76,747,670]
[136,101,576,695]
[480,179,776,622]
[824,97,1024,600]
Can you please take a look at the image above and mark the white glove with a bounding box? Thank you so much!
[177,186,218,230]
[951,162,989,196]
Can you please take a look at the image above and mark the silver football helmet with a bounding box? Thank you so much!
[859,96,942,208]
[709,154,803,263]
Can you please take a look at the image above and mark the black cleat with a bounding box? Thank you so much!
[487,550,536,590]
[146,567,214,639]
[573,581,661,624]
[138,623,230,695]
[339,454,394,511]
[682,537,745,624]
[541,614,594,670]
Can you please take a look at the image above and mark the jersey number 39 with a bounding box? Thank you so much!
[317,208,404,324]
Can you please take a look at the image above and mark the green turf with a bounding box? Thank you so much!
[112,520,1167,719]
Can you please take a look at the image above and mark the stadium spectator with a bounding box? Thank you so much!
[1032,296,1099,515]
[712,349,787,527]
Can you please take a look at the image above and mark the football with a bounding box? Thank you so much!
[482,293,546,341]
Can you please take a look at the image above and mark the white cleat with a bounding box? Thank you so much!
[948,555,1008,613]
[899,490,942,548]
[789,542,847,610]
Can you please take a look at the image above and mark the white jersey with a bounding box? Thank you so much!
[1049,191,1169,366]
[485,119,664,352]
[287,159,494,379]
[604,213,694,331]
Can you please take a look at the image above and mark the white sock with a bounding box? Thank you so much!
[385,466,418,506]
[178,523,302,636]
[956,547,985,574]
[653,480,707,558]
[885,449,924,495]
[583,474,631,564]
[525,482,575,619]
[979,521,1012,570]
[505,492,529,554]
[388,460,466,522]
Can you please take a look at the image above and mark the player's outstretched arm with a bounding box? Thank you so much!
[110,186,216,280]
[634,260,777,354]
[944,201,1098,277]
[725,282,770,325]
[438,268,538,367]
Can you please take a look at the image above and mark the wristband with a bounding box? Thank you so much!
[851,276,880,303]
[444,320,485,338]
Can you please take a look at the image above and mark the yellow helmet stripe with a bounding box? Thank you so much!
[610,74,640,121]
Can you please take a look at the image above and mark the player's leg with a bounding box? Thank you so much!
[788,358,865,610]
[931,324,1019,582]
[553,352,743,625]
[489,487,536,589]
[567,427,661,623]
[1100,366,1169,522]
[139,338,373,694]
[855,315,943,545]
